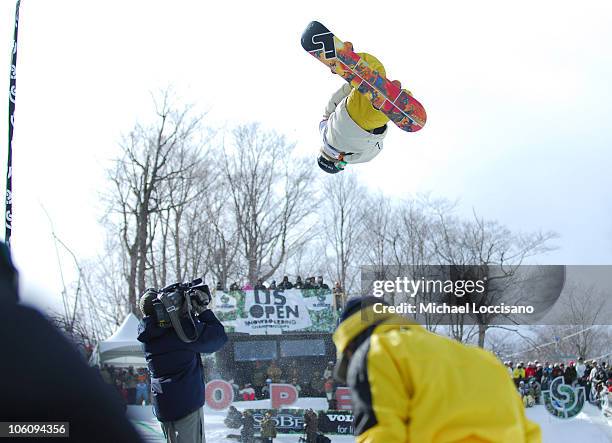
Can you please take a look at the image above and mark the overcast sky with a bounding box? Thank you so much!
[1,0,611,312]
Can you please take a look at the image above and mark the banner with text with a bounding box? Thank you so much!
[214,289,337,334]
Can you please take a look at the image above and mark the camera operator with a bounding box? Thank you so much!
[137,283,227,443]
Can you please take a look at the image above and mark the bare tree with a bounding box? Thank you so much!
[360,193,394,289]
[221,123,315,284]
[105,91,206,311]
[528,284,612,361]
[430,207,558,346]
[388,197,443,331]
[321,172,365,295]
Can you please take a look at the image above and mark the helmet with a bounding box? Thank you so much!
[317,154,345,174]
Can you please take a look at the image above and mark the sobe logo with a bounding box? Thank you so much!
[543,376,586,419]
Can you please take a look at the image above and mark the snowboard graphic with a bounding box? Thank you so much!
[301,21,427,132]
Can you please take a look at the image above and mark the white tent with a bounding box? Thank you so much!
[92,313,146,367]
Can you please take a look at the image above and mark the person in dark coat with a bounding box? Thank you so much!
[317,276,330,290]
[564,361,578,386]
[294,276,304,289]
[254,278,267,290]
[0,242,144,443]
[304,408,318,443]
[241,410,255,443]
[137,291,227,442]
[303,277,315,289]
[224,406,243,429]
[260,411,277,443]
[278,276,293,290]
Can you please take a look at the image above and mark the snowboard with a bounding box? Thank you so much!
[301,21,427,132]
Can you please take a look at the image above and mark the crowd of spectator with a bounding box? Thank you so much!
[226,359,338,409]
[219,275,342,293]
[504,358,612,407]
[97,364,151,406]
[216,275,346,311]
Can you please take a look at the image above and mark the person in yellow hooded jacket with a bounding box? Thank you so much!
[317,48,406,174]
[332,297,541,443]
[513,363,527,386]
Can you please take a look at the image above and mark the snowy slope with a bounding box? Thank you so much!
[129,399,612,442]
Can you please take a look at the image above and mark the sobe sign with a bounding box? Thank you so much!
[205,380,355,435]
[213,289,338,334]
[248,410,354,435]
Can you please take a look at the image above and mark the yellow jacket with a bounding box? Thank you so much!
[333,308,541,443]
[513,367,526,380]
[345,53,389,131]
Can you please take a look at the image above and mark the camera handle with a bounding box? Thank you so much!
[158,291,199,343]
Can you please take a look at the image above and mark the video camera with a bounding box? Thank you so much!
[144,278,211,343]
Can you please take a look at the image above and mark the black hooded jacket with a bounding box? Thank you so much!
[137,309,227,421]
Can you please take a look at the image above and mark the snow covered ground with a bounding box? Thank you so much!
[129,398,612,442]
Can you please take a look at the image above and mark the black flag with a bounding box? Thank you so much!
[6,0,21,248]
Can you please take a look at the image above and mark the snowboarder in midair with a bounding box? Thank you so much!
[317,44,404,174]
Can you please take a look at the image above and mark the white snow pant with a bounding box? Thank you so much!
[161,407,205,443]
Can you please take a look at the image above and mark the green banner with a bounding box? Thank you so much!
[213,289,338,334]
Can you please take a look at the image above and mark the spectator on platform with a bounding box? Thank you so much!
[229,282,240,291]
[260,411,277,443]
[333,282,344,310]
[262,379,273,399]
[239,383,256,401]
[292,378,303,395]
[216,281,225,291]
[303,277,315,289]
[317,276,330,290]
[513,362,526,386]
[286,360,301,382]
[565,361,578,386]
[278,276,293,290]
[323,361,334,380]
[535,362,543,382]
[543,363,552,379]
[576,357,587,379]
[267,361,282,383]
[294,276,304,289]
[253,361,267,399]
[551,363,563,378]
[229,379,240,399]
[525,362,536,379]
[529,379,541,404]
[270,280,277,290]
[243,282,254,291]
[309,371,325,396]
[255,279,267,290]
[324,378,335,409]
